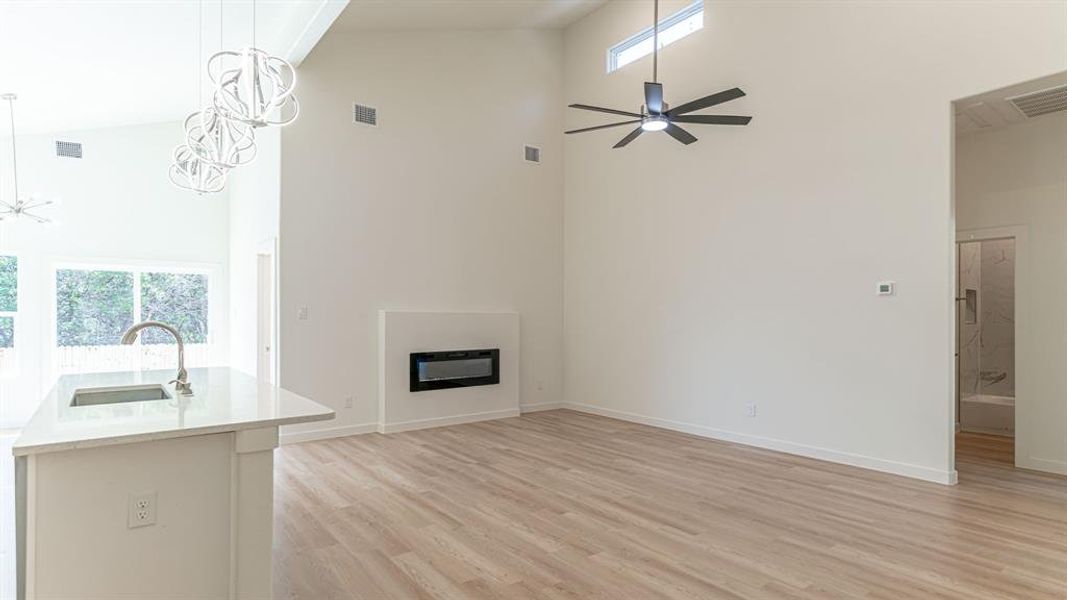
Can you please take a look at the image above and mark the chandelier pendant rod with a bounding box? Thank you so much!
[250,0,259,120]
[197,0,203,107]
[5,95,20,209]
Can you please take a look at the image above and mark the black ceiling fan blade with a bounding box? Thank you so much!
[569,103,644,118]
[565,119,642,134]
[671,115,752,126]
[666,88,745,117]
[644,82,664,114]
[664,123,698,145]
[613,126,644,148]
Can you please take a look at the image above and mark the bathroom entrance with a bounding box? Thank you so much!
[955,236,1016,466]
[952,71,1067,477]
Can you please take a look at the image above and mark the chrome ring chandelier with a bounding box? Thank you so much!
[168,144,228,194]
[184,106,257,168]
[209,48,299,128]
[168,0,298,195]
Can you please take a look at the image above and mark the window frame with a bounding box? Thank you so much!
[48,257,222,374]
[0,252,20,378]
[607,0,704,74]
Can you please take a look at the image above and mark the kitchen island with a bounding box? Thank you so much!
[12,367,334,600]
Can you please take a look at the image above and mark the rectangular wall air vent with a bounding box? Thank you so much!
[353,103,377,126]
[1008,84,1067,119]
[55,140,82,158]
[523,145,541,164]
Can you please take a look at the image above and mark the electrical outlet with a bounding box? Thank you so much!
[536,380,544,392]
[344,395,355,409]
[745,402,757,418]
[128,491,157,528]
[297,306,310,320]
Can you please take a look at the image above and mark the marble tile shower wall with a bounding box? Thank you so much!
[958,239,1015,398]
[980,239,1015,397]
[959,242,981,398]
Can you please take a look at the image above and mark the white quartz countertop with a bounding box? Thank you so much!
[12,367,334,456]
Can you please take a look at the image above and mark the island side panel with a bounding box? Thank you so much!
[29,433,233,599]
[234,427,278,600]
[14,456,26,600]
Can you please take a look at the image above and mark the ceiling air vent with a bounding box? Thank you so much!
[1008,84,1067,119]
[353,103,377,126]
[55,140,82,158]
[523,145,541,164]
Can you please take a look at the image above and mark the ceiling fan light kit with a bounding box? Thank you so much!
[641,115,669,131]
[566,0,751,148]
[169,0,299,195]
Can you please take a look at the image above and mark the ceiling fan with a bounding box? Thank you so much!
[565,0,751,148]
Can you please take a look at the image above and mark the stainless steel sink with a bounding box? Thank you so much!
[70,384,172,407]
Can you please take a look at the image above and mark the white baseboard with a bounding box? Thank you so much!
[276,402,960,486]
[520,402,566,413]
[1018,455,1067,476]
[279,422,378,445]
[378,408,521,434]
[960,426,1014,438]
[565,402,958,486]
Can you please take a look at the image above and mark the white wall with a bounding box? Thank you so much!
[562,0,1067,482]
[957,112,1067,474]
[279,29,565,436]
[0,121,231,427]
[228,126,280,377]
[378,311,519,432]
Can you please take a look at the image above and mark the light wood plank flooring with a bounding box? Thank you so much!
[274,410,1067,599]
[956,431,1015,468]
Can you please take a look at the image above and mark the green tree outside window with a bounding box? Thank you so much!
[0,256,16,312]
[0,317,13,349]
[140,272,209,344]
[55,268,209,347]
[56,270,135,346]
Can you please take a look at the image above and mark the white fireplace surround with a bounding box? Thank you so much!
[377,311,520,433]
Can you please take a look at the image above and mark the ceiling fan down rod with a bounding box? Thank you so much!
[652,0,659,84]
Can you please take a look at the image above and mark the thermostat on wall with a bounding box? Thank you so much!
[877,281,895,296]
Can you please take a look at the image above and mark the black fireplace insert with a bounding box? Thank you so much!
[409,348,500,392]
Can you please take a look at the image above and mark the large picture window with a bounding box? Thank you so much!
[54,264,213,375]
[0,255,17,374]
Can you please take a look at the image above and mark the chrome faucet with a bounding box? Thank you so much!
[120,321,193,395]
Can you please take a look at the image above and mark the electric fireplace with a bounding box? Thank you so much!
[409,349,500,392]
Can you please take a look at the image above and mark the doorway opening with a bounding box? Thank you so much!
[955,236,1015,468]
[256,239,278,385]
[952,69,1067,476]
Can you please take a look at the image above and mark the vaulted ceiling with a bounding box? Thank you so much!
[330,0,606,32]
[0,0,347,134]
[0,0,607,135]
